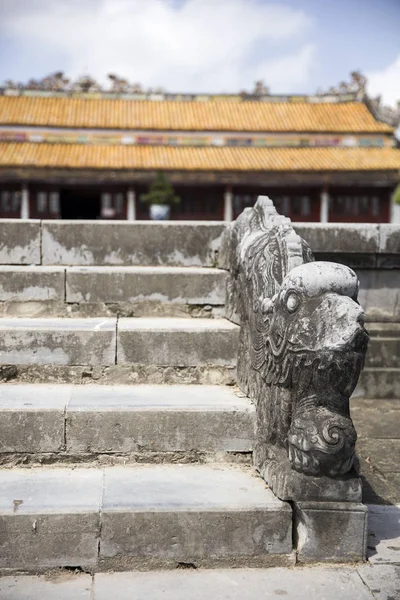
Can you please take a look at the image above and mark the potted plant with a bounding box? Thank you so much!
[141,172,180,220]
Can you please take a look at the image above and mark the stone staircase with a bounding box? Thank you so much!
[0,220,295,573]
[0,219,399,572]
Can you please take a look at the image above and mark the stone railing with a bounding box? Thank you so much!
[222,197,371,560]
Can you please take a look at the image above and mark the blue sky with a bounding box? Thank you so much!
[0,0,399,105]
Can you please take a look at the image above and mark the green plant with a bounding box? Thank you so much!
[394,184,400,205]
[141,172,180,206]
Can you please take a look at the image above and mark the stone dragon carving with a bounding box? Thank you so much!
[224,196,369,501]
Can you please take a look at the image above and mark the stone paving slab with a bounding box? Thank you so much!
[117,317,239,366]
[0,383,71,410]
[93,567,374,600]
[66,266,227,305]
[358,564,400,600]
[0,468,103,514]
[0,573,92,600]
[367,505,400,565]
[0,266,65,302]
[351,399,400,439]
[357,439,400,475]
[0,317,116,365]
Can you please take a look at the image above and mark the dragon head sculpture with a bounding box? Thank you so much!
[261,261,369,476]
[226,196,370,488]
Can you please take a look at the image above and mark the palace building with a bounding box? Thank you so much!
[0,72,399,223]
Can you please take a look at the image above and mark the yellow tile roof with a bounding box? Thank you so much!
[1,143,400,171]
[0,96,393,133]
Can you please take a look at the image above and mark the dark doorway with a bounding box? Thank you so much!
[60,188,101,219]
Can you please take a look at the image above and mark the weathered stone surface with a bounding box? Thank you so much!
[352,398,400,439]
[66,266,226,305]
[117,318,239,366]
[357,439,400,475]
[313,252,377,269]
[94,568,375,600]
[66,385,254,453]
[225,197,368,500]
[0,363,237,385]
[365,337,400,368]
[358,270,400,321]
[366,322,400,336]
[354,368,400,399]
[294,223,380,254]
[0,266,65,302]
[377,254,400,268]
[0,468,102,569]
[42,221,225,266]
[100,465,292,566]
[0,384,69,453]
[0,574,92,600]
[0,318,116,365]
[294,501,368,563]
[0,299,225,319]
[379,224,400,254]
[0,220,41,265]
[358,564,400,600]
[367,504,400,564]
[260,458,362,502]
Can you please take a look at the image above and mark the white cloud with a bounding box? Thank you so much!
[253,44,316,91]
[367,53,400,108]
[1,0,315,92]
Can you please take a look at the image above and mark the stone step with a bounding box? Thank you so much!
[366,322,400,337]
[42,221,225,267]
[0,266,65,302]
[0,221,225,267]
[0,317,239,367]
[354,368,400,399]
[0,266,227,317]
[365,336,400,368]
[66,266,227,307]
[117,317,239,366]
[0,464,293,571]
[0,317,117,366]
[0,384,255,458]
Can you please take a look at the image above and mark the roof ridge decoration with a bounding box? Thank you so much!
[1,70,398,127]
[317,70,400,128]
[0,71,358,104]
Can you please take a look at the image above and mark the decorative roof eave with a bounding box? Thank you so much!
[0,97,393,133]
[317,71,400,129]
[0,166,398,188]
[1,143,399,172]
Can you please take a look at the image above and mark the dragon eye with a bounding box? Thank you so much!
[286,292,300,314]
